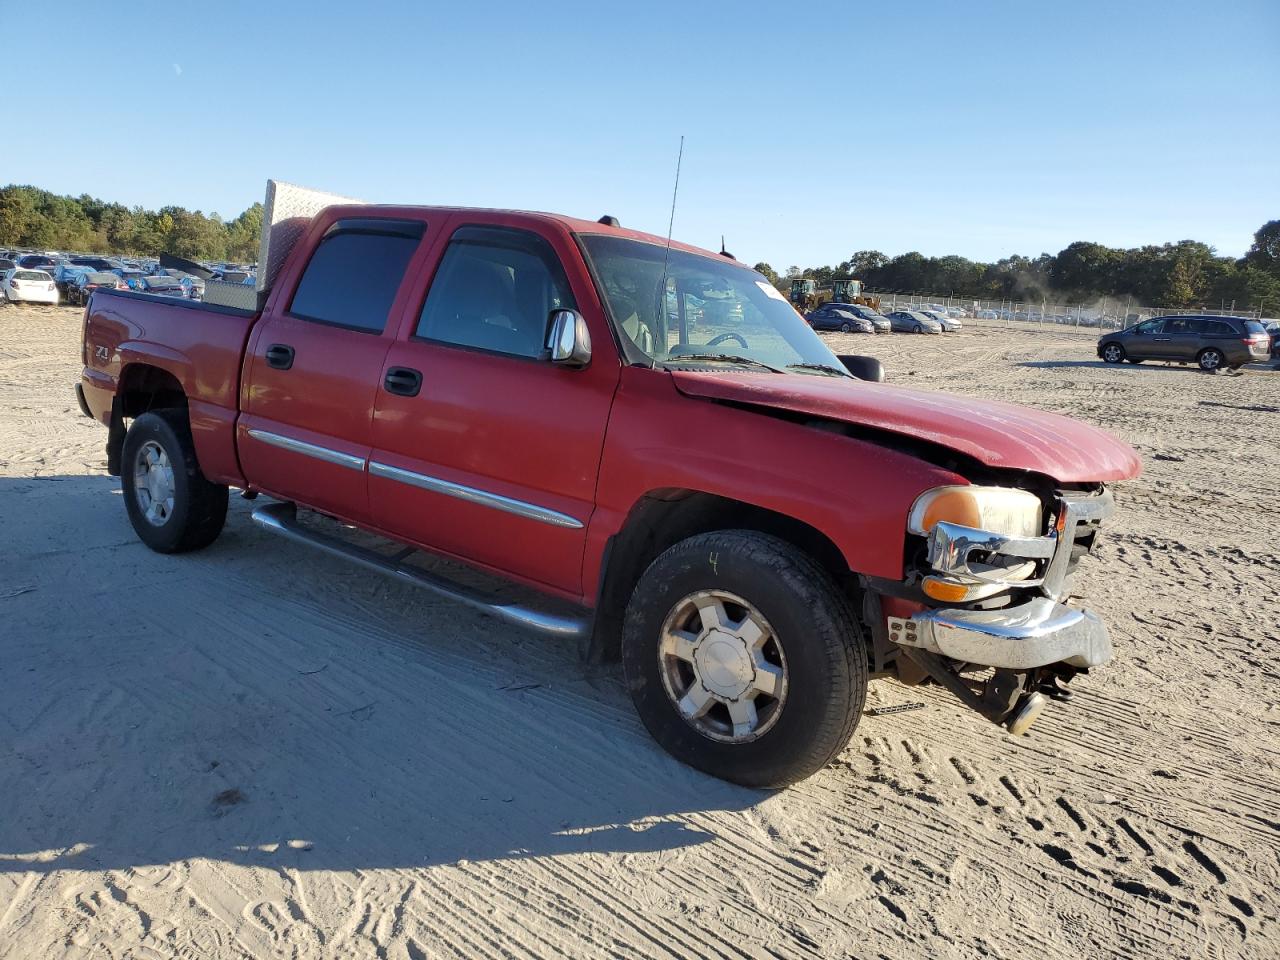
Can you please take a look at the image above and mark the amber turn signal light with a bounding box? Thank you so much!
[922,576,973,603]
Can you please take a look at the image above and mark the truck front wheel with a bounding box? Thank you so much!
[622,531,867,787]
[121,410,228,553]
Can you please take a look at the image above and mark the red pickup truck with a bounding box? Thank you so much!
[76,184,1141,786]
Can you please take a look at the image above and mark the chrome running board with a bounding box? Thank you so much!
[250,501,590,639]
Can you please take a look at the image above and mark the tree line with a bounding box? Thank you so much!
[754,220,1280,313]
[0,184,263,263]
[2,183,1276,312]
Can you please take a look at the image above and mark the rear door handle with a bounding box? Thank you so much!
[1153,337,1171,341]
[265,343,295,369]
[384,366,423,397]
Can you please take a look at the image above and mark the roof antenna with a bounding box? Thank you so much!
[658,135,684,288]
[720,235,735,260]
[652,135,684,369]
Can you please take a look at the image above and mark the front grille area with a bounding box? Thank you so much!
[1041,489,1113,601]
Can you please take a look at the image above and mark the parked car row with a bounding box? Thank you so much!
[805,303,889,333]
[0,247,251,306]
[805,302,974,336]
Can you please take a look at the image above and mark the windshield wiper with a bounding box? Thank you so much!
[786,362,850,377]
[663,353,785,373]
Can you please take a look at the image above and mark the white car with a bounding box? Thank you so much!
[2,268,60,305]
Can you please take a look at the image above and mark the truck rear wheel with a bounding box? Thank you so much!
[121,410,228,553]
[622,531,867,787]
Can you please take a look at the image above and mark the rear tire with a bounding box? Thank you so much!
[1197,348,1224,372]
[1126,358,1143,364]
[622,531,867,788]
[121,410,228,553]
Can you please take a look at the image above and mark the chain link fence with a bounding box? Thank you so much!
[860,291,1265,331]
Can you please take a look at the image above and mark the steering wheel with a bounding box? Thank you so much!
[705,332,749,349]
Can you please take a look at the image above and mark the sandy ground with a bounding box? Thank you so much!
[0,303,1277,960]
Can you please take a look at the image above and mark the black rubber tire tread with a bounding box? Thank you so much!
[622,530,867,788]
[121,409,228,554]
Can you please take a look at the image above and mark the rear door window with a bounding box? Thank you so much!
[288,218,425,333]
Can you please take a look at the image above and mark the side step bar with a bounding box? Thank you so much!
[250,501,591,639]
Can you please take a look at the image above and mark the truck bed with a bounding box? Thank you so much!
[80,288,259,486]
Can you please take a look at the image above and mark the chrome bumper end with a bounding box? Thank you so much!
[887,597,1112,671]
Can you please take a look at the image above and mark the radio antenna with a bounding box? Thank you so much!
[659,135,684,289]
[652,136,685,367]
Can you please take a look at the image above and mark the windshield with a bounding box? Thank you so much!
[86,272,117,284]
[581,235,845,374]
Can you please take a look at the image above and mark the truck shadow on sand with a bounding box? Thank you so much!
[0,476,762,876]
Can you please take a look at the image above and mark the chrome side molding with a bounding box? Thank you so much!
[243,429,583,529]
[368,461,583,529]
[246,428,366,472]
[250,501,590,639]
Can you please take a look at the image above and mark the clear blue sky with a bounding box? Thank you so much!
[5,0,1277,267]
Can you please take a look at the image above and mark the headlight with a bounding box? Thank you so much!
[907,485,1043,539]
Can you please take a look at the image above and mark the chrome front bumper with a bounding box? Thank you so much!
[887,597,1112,671]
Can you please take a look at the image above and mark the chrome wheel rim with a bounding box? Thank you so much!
[658,590,788,743]
[1104,345,1122,362]
[133,440,175,526]
[1201,351,1220,370]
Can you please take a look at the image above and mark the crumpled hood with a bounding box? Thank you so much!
[670,371,1142,483]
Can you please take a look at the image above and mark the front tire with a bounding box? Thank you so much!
[622,531,867,788]
[1102,343,1125,363]
[1197,348,1225,372]
[121,410,228,553]
[840,322,851,333]
[913,323,924,333]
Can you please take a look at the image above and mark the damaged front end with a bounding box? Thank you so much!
[870,486,1115,735]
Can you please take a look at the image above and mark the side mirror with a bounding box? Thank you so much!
[547,309,592,368]
[837,354,885,382]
